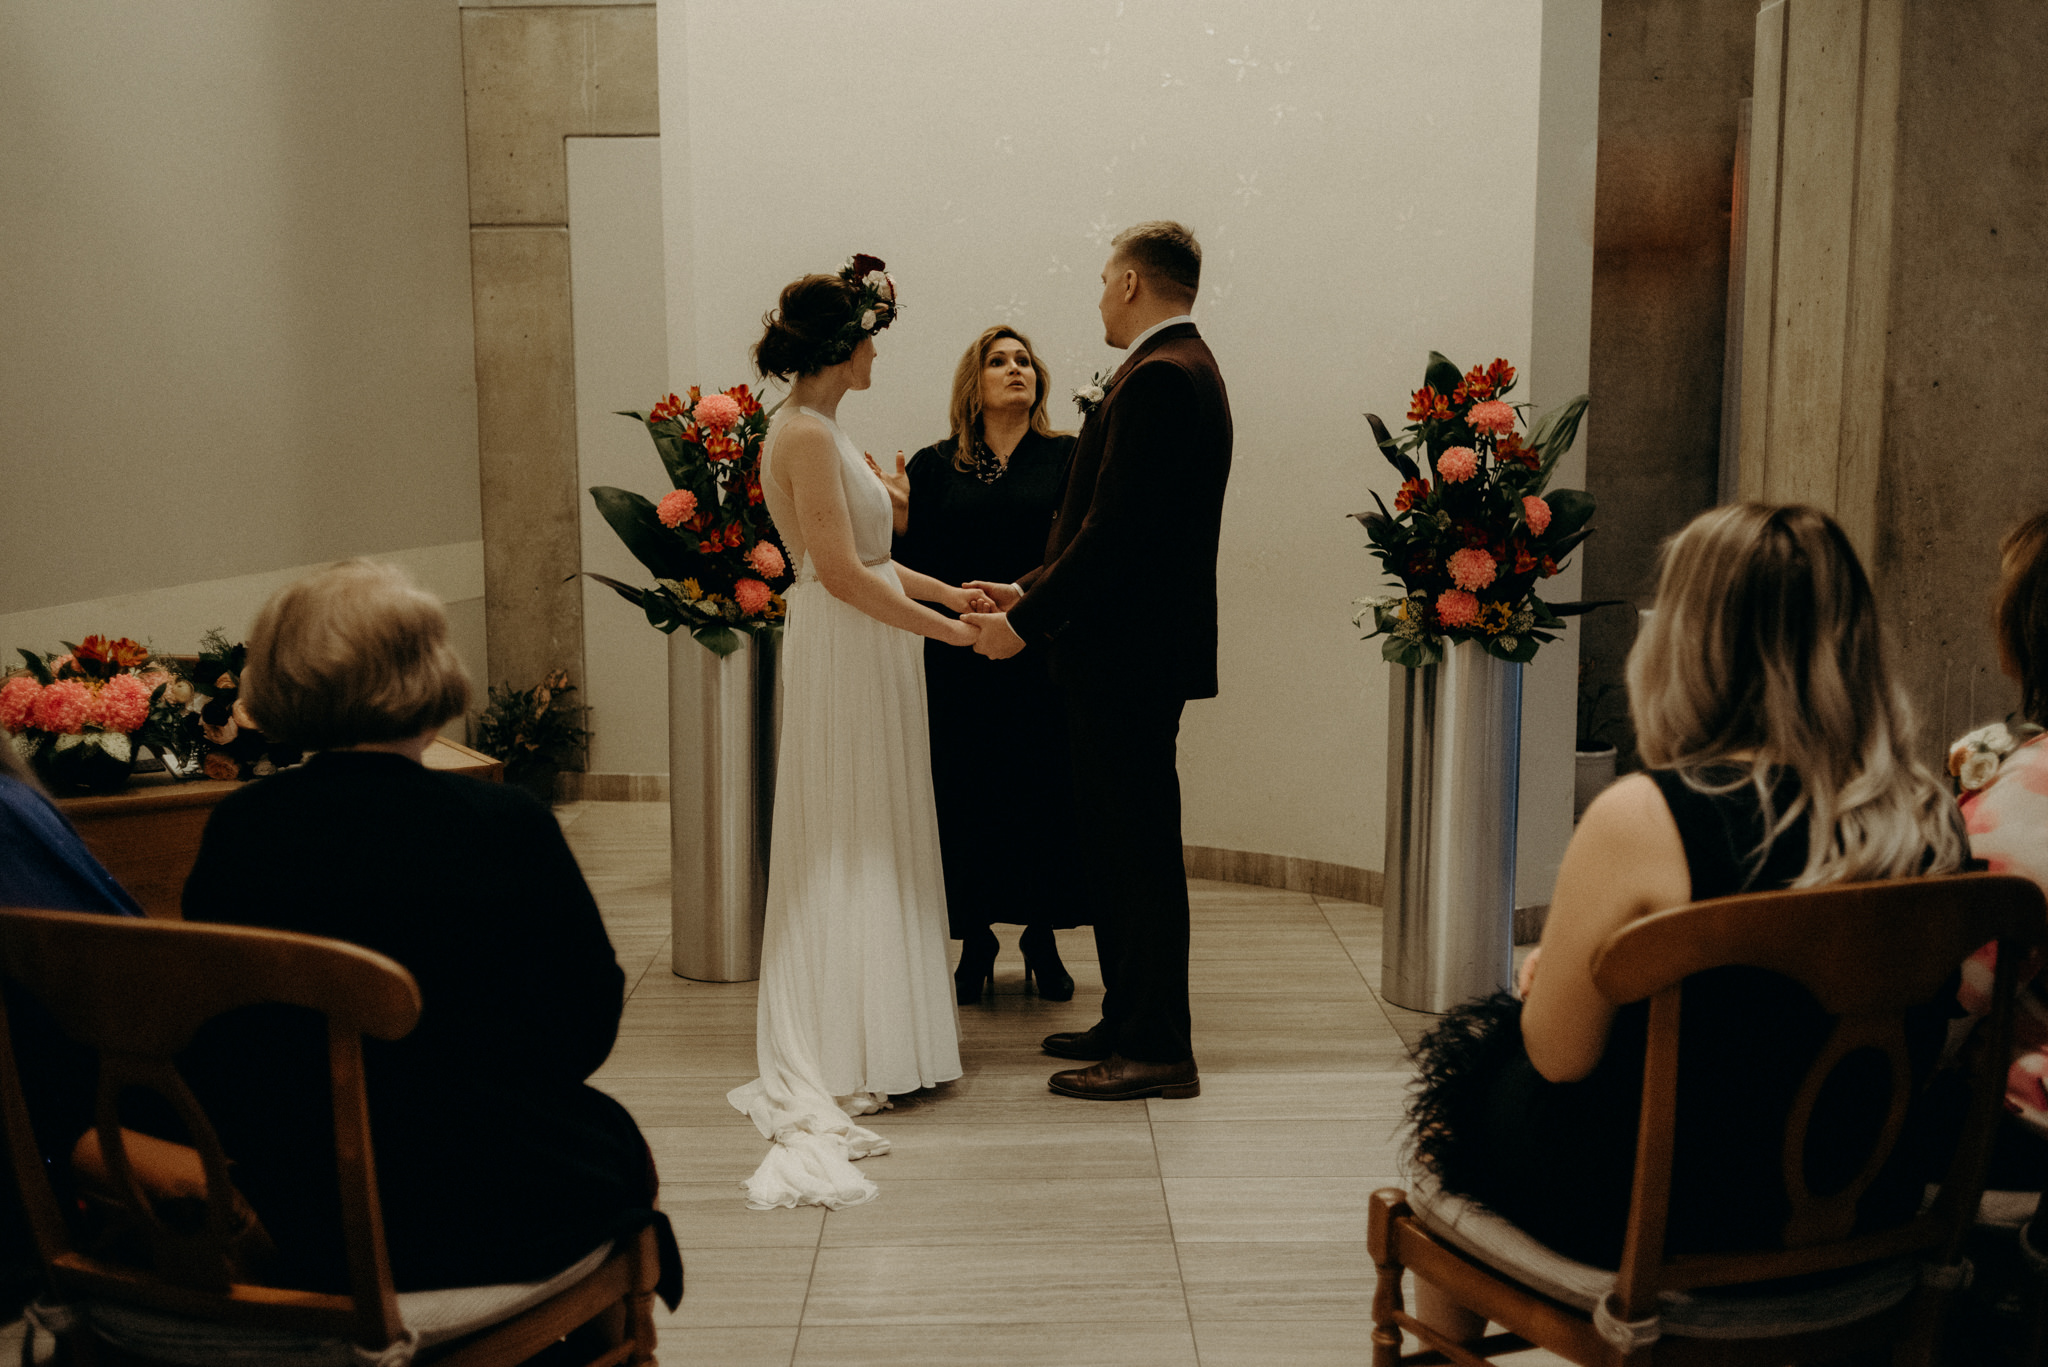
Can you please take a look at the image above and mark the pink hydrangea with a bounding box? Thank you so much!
[0,677,41,733]
[93,673,152,734]
[734,578,773,616]
[1447,547,1498,591]
[746,541,786,578]
[693,393,743,432]
[1467,400,1515,437]
[1436,589,1480,629]
[31,680,92,735]
[1522,495,1552,536]
[657,489,698,529]
[1437,446,1478,483]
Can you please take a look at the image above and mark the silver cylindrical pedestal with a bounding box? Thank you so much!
[668,629,782,981]
[1380,640,1522,1013]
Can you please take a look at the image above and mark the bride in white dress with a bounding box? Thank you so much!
[728,260,982,1209]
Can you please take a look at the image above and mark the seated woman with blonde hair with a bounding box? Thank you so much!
[178,560,679,1303]
[1407,504,1966,1300]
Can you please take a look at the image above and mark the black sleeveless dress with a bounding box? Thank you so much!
[1407,767,1953,1269]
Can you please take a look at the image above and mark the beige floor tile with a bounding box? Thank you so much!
[593,1032,760,1079]
[1187,997,1389,1033]
[1163,1177,1371,1242]
[818,1176,1171,1247]
[1187,928,1347,958]
[1189,959,1367,996]
[1152,1120,1402,1179]
[1177,1242,1371,1318]
[652,1323,799,1366]
[880,1072,1152,1127]
[618,995,763,1035]
[1198,1028,1412,1072]
[791,1321,1197,1365]
[659,1246,815,1328]
[1146,1070,1411,1124]
[1190,1318,1374,1365]
[800,1242,1184,1325]
[645,1125,798,1185]
[607,1076,759,1128]
[659,1180,824,1248]
[861,1122,1160,1181]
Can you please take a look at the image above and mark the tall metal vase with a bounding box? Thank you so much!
[1380,639,1523,1014]
[668,629,782,981]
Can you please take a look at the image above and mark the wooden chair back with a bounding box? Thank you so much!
[0,905,423,1353]
[1588,871,2048,1325]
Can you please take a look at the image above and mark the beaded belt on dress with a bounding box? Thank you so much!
[795,553,890,585]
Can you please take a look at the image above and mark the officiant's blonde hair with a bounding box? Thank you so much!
[947,326,1057,472]
[1628,503,1961,887]
[243,560,471,751]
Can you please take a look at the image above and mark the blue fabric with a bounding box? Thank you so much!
[0,774,143,916]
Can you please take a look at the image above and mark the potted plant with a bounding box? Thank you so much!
[473,670,589,805]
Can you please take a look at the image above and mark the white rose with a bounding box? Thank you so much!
[1083,384,1105,403]
[1961,749,2001,791]
[864,270,886,288]
[1982,722,2016,753]
[860,309,877,330]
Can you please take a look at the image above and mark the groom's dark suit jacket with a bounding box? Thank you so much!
[1008,322,1232,698]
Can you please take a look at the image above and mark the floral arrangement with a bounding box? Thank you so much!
[177,630,303,782]
[806,252,899,370]
[473,670,589,800]
[1,636,188,793]
[1949,718,2045,794]
[1352,352,1597,667]
[587,384,796,657]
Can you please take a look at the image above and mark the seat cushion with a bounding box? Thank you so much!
[54,1240,614,1367]
[1403,1170,1918,1340]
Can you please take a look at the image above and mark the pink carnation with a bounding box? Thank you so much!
[693,393,743,432]
[93,673,152,734]
[1435,589,1480,629]
[734,578,773,616]
[31,679,92,735]
[1467,400,1515,437]
[0,677,41,733]
[657,489,699,529]
[1447,547,1498,591]
[747,541,786,578]
[1437,446,1478,483]
[1522,495,1552,536]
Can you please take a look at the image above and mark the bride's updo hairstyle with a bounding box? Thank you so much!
[1627,502,1962,886]
[754,274,863,379]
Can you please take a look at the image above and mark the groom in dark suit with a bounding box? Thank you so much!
[964,221,1232,1101]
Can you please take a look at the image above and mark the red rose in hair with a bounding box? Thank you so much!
[849,253,886,278]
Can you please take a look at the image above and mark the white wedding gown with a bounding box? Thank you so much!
[727,405,962,1209]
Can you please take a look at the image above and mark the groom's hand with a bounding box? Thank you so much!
[964,580,1022,611]
[961,612,1025,659]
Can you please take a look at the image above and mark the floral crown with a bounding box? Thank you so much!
[803,253,899,371]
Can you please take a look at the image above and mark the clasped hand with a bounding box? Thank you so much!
[937,581,1025,658]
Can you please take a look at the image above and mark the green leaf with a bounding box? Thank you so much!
[1541,488,1597,542]
[1364,413,1420,483]
[1529,394,1590,479]
[1424,351,1463,401]
[692,623,743,657]
[18,649,53,684]
[1382,636,1443,668]
[589,486,698,580]
[580,571,648,609]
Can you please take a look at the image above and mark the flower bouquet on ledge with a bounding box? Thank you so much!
[586,385,796,657]
[1,636,190,793]
[1352,351,1609,667]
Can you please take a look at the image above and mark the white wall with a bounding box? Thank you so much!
[654,0,1597,883]
[568,137,673,775]
[0,2,484,683]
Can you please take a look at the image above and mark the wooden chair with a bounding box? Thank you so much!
[0,906,664,1366]
[1368,871,2048,1366]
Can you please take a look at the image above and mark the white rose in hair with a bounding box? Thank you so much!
[1981,722,2016,753]
[1960,748,2002,792]
[864,270,886,289]
[860,309,877,330]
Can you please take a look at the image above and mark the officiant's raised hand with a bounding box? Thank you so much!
[961,612,1025,659]
[864,450,911,535]
[963,580,1023,611]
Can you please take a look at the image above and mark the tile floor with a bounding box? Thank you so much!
[554,800,1566,1366]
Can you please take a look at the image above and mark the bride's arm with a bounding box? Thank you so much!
[894,565,992,615]
[780,421,976,645]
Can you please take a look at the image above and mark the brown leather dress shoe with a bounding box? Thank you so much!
[1041,1023,1117,1060]
[1048,1053,1199,1101]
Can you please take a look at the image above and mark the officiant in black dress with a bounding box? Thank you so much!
[873,325,1083,1004]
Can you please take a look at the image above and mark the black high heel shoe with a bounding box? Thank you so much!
[1019,923,1075,1002]
[955,927,999,1004]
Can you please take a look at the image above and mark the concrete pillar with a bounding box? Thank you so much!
[1737,0,2048,751]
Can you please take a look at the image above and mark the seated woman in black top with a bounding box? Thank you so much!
[1407,505,1965,1336]
[180,560,678,1304]
[869,325,1085,1003]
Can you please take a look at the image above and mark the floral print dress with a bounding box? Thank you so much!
[1957,729,2048,1138]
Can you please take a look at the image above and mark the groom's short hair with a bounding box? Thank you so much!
[1112,221,1201,302]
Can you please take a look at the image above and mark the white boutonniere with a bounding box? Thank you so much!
[1072,368,1116,417]
[1949,718,2045,793]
